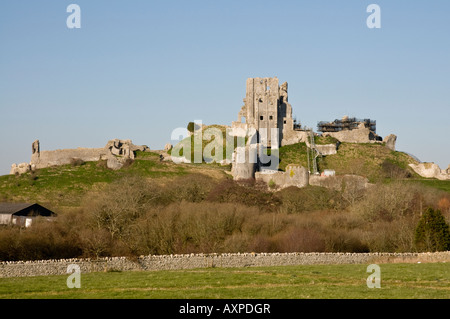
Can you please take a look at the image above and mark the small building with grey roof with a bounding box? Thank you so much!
[0,203,57,228]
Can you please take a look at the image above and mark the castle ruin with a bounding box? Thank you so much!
[230,77,310,185]
[10,139,150,175]
[228,77,404,188]
[231,77,309,147]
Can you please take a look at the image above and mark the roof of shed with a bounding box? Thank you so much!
[0,203,57,217]
[0,203,35,215]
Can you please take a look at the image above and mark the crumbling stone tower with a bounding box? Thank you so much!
[233,77,295,147]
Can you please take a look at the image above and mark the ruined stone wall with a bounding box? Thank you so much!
[409,163,450,181]
[1,252,449,278]
[281,130,309,146]
[309,174,371,190]
[31,148,108,169]
[314,144,337,156]
[322,124,380,144]
[12,139,150,173]
[255,165,309,189]
[231,145,258,180]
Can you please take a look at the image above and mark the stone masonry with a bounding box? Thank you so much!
[231,77,307,148]
[255,164,309,190]
[1,252,449,278]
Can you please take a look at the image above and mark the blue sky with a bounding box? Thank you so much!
[0,0,449,175]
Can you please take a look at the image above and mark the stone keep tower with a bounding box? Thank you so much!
[233,77,294,147]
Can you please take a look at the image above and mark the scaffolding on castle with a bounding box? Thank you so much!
[317,117,376,133]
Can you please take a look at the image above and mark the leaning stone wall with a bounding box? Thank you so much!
[1,252,449,278]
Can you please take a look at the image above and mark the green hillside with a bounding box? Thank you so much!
[0,150,228,208]
[280,142,420,183]
[0,137,448,210]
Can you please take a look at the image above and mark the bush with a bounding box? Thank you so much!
[121,158,134,169]
[272,227,326,252]
[381,160,411,179]
[414,207,450,252]
[361,217,418,252]
[70,158,85,167]
[187,122,195,133]
[268,179,276,189]
[0,213,84,261]
[324,229,369,253]
[277,186,343,214]
[207,179,281,212]
[168,174,216,203]
[352,182,422,221]
[83,176,164,239]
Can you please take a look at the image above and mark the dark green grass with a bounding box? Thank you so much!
[1,263,448,299]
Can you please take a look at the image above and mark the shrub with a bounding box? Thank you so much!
[324,229,369,253]
[277,186,342,214]
[381,159,411,179]
[96,160,108,169]
[28,170,38,181]
[272,227,326,252]
[268,179,276,189]
[83,176,163,239]
[207,179,281,212]
[70,158,85,167]
[121,158,134,169]
[352,182,421,221]
[168,174,216,203]
[414,207,450,252]
[187,122,195,133]
[0,214,84,261]
[361,216,418,252]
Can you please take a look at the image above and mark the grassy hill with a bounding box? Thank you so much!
[0,138,449,261]
[0,150,228,208]
[280,141,420,183]
[1,137,448,210]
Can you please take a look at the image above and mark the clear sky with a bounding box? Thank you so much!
[0,0,449,175]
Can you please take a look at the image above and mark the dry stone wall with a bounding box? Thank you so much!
[1,252,449,278]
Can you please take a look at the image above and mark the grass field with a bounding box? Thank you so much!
[1,263,449,299]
